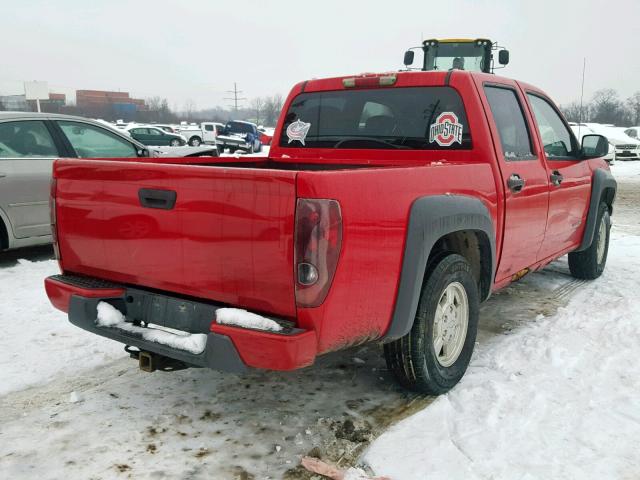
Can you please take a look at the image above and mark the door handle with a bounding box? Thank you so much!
[550,170,563,186]
[507,174,526,193]
[138,188,177,210]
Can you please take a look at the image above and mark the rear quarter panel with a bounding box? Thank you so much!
[296,162,498,353]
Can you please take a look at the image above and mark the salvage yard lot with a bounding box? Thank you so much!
[1,162,639,479]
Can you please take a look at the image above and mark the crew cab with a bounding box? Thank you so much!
[45,70,616,394]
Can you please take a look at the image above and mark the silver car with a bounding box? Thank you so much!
[0,112,152,251]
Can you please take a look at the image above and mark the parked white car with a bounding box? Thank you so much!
[177,122,218,147]
[570,124,615,164]
[624,126,640,140]
[583,123,640,161]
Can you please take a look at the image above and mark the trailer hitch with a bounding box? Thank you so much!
[124,345,190,372]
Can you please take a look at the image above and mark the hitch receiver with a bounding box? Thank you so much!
[139,351,155,372]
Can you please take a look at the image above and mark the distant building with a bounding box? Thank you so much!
[27,93,67,113]
[0,93,66,112]
[75,89,147,121]
[0,94,29,111]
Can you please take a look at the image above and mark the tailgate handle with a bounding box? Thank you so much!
[138,189,177,210]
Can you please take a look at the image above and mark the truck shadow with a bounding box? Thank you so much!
[0,245,53,268]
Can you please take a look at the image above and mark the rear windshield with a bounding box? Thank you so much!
[226,122,254,134]
[279,86,471,150]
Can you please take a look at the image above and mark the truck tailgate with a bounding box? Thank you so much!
[54,159,297,318]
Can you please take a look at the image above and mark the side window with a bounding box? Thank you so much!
[58,121,138,158]
[204,124,214,131]
[484,86,534,160]
[527,94,578,159]
[148,128,162,136]
[0,120,58,158]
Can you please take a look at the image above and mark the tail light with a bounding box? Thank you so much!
[49,177,62,267]
[343,75,396,88]
[294,199,342,307]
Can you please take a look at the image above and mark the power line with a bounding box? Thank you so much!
[224,82,246,111]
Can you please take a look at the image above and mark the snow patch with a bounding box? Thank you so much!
[95,301,124,327]
[68,391,83,403]
[216,307,283,332]
[364,232,640,480]
[95,302,207,355]
[0,258,123,396]
[343,467,373,480]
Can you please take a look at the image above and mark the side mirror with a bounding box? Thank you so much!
[403,50,415,66]
[498,49,510,65]
[581,134,609,159]
[137,148,150,157]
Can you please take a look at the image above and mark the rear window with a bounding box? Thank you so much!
[279,86,471,150]
[226,122,254,134]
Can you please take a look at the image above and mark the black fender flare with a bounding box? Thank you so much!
[382,195,496,341]
[576,168,617,252]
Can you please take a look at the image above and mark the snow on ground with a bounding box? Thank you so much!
[0,254,122,396]
[0,161,638,479]
[364,163,640,480]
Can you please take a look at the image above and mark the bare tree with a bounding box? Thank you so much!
[591,89,625,125]
[627,92,640,126]
[251,97,265,125]
[561,101,591,123]
[183,99,196,120]
[263,94,284,127]
[146,96,163,111]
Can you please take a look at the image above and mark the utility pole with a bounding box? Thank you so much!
[224,82,246,111]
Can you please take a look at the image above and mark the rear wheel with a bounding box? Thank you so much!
[568,202,610,279]
[0,218,8,250]
[169,139,181,147]
[384,253,479,394]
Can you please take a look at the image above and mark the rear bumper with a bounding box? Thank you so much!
[45,275,317,372]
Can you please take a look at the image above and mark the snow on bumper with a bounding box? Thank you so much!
[44,275,317,371]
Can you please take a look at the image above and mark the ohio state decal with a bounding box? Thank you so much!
[429,112,463,147]
[286,119,311,145]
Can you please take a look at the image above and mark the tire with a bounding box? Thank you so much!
[189,137,202,147]
[568,202,610,279]
[169,139,181,147]
[0,218,8,251]
[248,144,255,154]
[384,253,479,395]
[217,145,225,154]
[229,147,236,154]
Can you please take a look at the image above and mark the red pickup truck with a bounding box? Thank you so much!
[45,70,616,394]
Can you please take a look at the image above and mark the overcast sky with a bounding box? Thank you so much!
[3,0,639,110]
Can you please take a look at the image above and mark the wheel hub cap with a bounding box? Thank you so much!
[433,282,469,367]
[596,217,607,264]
